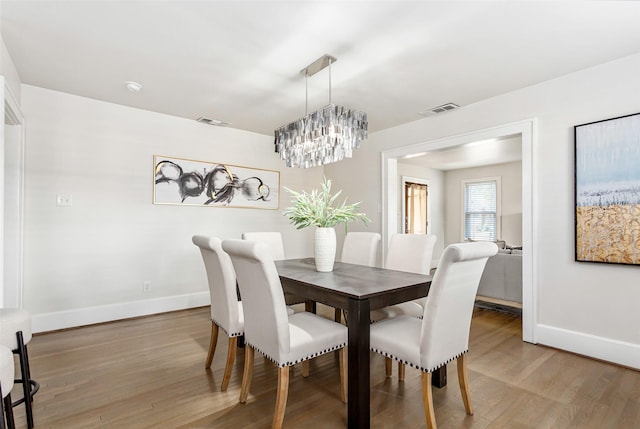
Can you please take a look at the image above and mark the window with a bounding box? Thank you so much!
[463,178,500,241]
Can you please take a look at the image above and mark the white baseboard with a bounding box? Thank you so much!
[32,292,210,333]
[537,324,640,370]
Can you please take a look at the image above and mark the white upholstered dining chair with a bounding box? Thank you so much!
[341,232,381,267]
[192,235,244,391]
[1,345,15,429]
[370,233,437,322]
[241,231,306,307]
[335,231,381,322]
[222,239,348,429]
[369,241,498,429]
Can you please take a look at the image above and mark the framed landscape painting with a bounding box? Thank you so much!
[574,112,640,265]
[153,155,279,209]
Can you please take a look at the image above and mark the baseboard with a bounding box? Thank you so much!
[31,292,210,333]
[537,324,640,370]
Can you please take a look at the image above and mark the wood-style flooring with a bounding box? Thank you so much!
[9,305,640,428]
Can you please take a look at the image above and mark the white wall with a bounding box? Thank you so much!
[326,53,640,368]
[444,161,522,246]
[21,85,320,331]
[1,36,21,102]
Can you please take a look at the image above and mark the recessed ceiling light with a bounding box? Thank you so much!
[404,152,427,159]
[125,81,142,92]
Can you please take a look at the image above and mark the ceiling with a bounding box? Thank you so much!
[400,135,522,170]
[2,1,640,138]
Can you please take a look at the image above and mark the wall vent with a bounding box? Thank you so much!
[418,103,460,117]
[196,116,231,127]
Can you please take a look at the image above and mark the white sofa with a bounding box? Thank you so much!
[477,248,522,304]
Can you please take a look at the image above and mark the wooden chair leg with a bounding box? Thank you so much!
[302,360,310,377]
[205,322,219,369]
[398,362,406,382]
[457,354,473,415]
[385,357,392,377]
[339,347,347,403]
[334,308,342,323]
[239,346,254,404]
[273,366,290,429]
[421,372,437,429]
[221,337,237,391]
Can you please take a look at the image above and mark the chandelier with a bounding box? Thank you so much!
[274,54,368,168]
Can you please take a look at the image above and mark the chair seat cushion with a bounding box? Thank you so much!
[0,345,14,397]
[370,301,423,322]
[370,315,423,369]
[0,308,32,349]
[279,312,347,367]
[371,315,463,373]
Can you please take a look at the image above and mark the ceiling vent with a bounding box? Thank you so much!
[196,117,231,127]
[418,103,460,117]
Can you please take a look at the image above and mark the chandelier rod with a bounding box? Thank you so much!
[328,58,332,105]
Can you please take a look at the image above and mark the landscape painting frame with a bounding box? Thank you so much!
[574,112,640,265]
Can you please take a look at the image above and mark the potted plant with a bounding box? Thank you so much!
[283,177,370,272]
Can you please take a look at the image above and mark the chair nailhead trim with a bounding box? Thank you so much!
[369,348,468,373]
[212,318,243,338]
[247,342,347,368]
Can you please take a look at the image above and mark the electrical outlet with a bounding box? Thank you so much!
[143,280,152,293]
[56,194,73,207]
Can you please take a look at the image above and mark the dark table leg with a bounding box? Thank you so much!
[347,298,370,429]
[432,366,447,388]
[304,300,317,313]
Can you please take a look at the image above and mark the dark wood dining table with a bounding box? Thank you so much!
[275,258,441,429]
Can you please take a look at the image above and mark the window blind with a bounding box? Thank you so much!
[464,180,497,241]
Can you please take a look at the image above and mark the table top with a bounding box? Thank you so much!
[276,258,432,309]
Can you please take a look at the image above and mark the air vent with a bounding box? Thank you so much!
[418,103,460,117]
[196,117,231,127]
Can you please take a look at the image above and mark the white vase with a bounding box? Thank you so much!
[314,227,336,272]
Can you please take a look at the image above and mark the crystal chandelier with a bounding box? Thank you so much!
[274,55,368,168]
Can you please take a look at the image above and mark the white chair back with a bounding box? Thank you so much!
[419,241,497,371]
[192,235,243,336]
[222,239,291,362]
[341,232,381,266]
[385,233,437,274]
[241,232,285,260]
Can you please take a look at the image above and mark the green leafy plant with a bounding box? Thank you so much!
[283,177,370,229]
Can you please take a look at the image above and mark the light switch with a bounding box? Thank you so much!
[56,194,73,207]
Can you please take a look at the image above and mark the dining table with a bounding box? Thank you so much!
[275,258,443,429]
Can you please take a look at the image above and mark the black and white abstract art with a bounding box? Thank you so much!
[153,155,279,209]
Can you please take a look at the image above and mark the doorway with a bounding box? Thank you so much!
[402,177,429,234]
[382,119,537,344]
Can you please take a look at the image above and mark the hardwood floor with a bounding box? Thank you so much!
[10,305,640,428]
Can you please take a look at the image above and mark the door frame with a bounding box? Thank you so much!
[2,78,26,308]
[381,118,537,344]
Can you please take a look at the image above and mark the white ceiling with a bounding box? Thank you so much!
[2,1,640,138]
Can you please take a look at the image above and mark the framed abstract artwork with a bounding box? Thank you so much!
[574,112,640,265]
[153,155,279,209]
